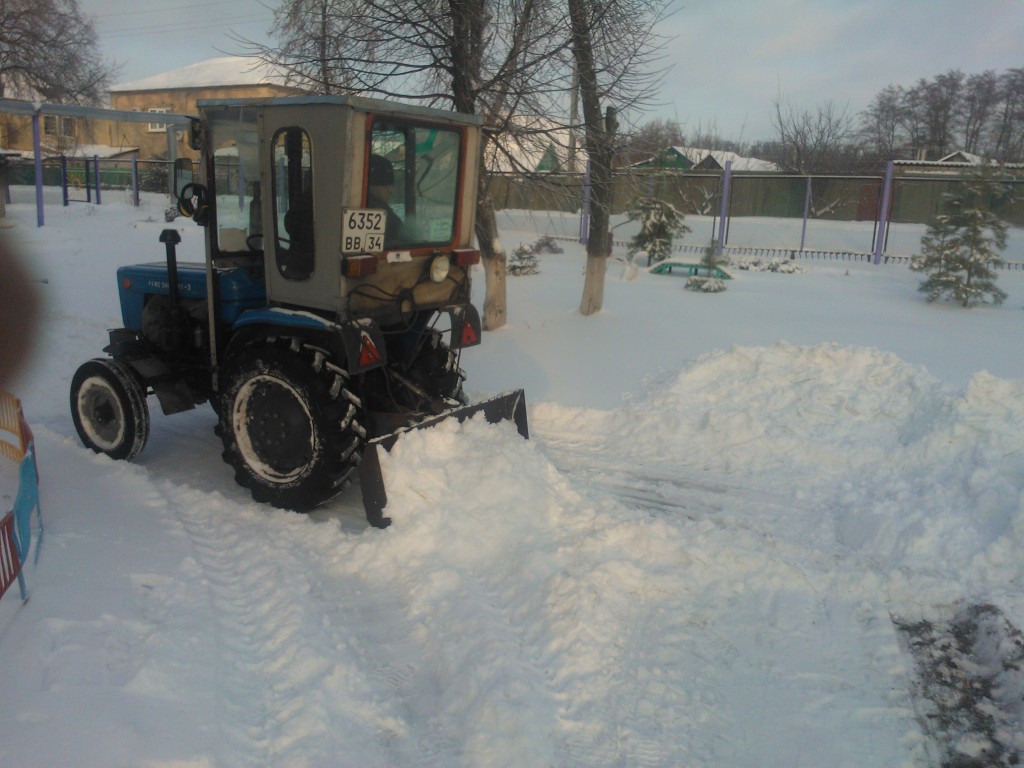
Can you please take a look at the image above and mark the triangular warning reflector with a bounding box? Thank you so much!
[461,321,480,346]
[359,332,383,367]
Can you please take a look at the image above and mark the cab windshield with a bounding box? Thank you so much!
[202,106,262,257]
[366,120,462,249]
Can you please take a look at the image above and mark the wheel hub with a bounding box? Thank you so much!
[234,376,313,480]
[78,379,125,450]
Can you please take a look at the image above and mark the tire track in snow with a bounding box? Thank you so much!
[533,419,922,766]
[159,482,393,767]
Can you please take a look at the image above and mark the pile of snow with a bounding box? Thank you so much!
[1,192,1024,765]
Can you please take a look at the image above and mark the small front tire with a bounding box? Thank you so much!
[70,358,150,461]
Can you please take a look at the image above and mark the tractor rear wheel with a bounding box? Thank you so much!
[70,358,150,461]
[219,341,365,510]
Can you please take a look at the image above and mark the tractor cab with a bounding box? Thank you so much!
[190,96,483,322]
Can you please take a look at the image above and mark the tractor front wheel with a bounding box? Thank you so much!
[70,358,150,461]
[220,341,365,510]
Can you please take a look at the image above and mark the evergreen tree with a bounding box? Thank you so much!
[686,241,728,293]
[507,243,540,276]
[700,239,726,277]
[626,198,690,263]
[911,165,1011,307]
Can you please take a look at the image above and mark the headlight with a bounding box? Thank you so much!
[430,254,451,283]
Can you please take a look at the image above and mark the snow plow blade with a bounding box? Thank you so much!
[358,389,529,528]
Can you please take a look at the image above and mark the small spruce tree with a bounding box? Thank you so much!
[911,164,1011,308]
[627,197,690,263]
[700,239,726,277]
[686,241,727,293]
[507,243,540,276]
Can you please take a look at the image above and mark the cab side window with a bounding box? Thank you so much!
[272,127,314,280]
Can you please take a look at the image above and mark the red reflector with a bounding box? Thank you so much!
[358,332,383,367]
[453,249,480,266]
[344,254,378,277]
[461,321,480,346]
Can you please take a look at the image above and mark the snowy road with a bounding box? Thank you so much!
[4,195,1024,766]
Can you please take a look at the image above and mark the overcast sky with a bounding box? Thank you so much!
[86,0,1024,143]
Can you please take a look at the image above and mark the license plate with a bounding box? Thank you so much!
[341,208,386,252]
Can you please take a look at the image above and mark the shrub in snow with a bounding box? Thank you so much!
[685,276,726,292]
[627,197,690,264]
[737,257,803,274]
[533,235,564,254]
[911,164,1012,308]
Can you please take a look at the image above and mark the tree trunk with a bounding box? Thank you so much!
[568,0,617,317]
[579,151,613,315]
[475,170,508,330]
[579,251,606,315]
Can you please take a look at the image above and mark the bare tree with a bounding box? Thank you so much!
[567,0,668,315]
[622,117,683,164]
[569,0,614,316]
[918,70,964,158]
[770,96,855,173]
[991,68,1024,163]
[0,0,116,103]
[253,0,667,324]
[960,71,999,155]
[248,0,377,94]
[859,84,905,160]
[853,68,1024,164]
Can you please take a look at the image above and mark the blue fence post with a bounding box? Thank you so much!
[873,161,894,264]
[32,112,43,227]
[131,153,140,207]
[799,176,812,252]
[93,155,101,205]
[716,161,733,257]
[60,155,69,207]
[580,158,592,245]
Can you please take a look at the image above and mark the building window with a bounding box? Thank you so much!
[43,115,77,138]
[147,108,170,133]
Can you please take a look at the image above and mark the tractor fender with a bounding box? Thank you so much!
[104,328,198,416]
[228,308,387,374]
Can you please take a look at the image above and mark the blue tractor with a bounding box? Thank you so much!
[70,95,526,527]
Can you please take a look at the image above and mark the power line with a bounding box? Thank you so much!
[92,0,259,21]
[100,14,274,39]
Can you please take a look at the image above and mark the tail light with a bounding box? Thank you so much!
[453,249,481,267]
[343,254,378,277]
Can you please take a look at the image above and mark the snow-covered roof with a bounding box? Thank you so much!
[937,150,985,165]
[631,146,778,172]
[0,145,138,160]
[670,147,778,172]
[62,144,140,159]
[484,115,576,174]
[109,56,290,93]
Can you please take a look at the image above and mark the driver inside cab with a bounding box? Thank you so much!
[366,154,404,247]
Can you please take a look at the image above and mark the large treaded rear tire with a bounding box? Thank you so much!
[219,340,365,511]
[70,358,150,461]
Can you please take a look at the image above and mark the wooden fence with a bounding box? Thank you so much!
[488,169,1024,228]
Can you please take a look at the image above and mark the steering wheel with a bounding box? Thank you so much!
[177,183,210,224]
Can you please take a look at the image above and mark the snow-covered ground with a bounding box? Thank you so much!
[2,190,1024,767]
